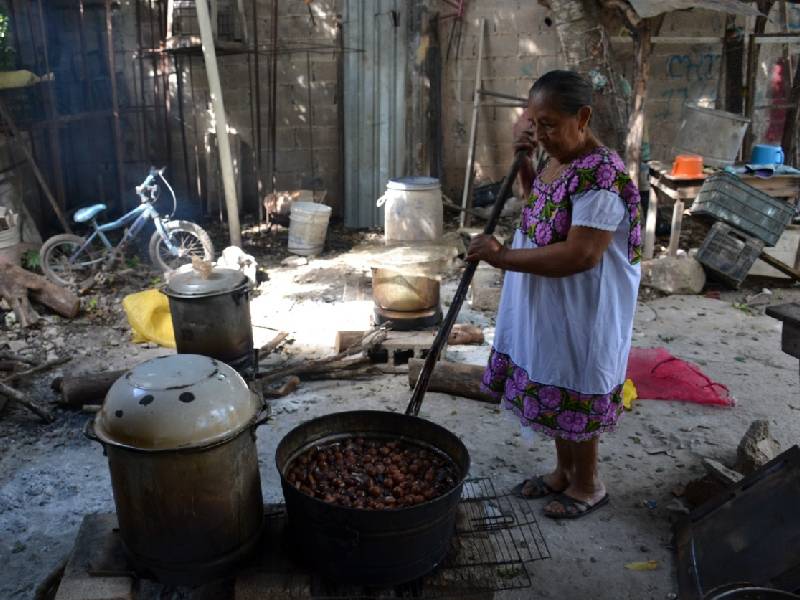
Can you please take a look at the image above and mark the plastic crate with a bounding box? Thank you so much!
[696,222,765,288]
[690,172,794,246]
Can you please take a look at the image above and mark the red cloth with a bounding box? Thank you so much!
[626,347,733,407]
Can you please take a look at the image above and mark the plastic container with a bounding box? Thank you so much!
[670,154,704,179]
[690,172,794,246]
[672,104,750,167]
[377,177,443,245]
[288,202,332,256]
[0,207,20,265]
[696,222,765,288]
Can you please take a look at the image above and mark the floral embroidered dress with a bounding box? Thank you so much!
[481,146,642,442]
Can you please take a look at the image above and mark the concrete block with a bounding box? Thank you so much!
[469,285,503,312]
[311,60,338,83]
[275,150,309,173]
[295,126,339,149]
[55,578,134,600]
[485,34,520,58]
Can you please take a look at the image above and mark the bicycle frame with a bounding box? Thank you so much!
[68,201,174,266]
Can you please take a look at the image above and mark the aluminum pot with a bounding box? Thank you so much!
[163,266,254,370]
[275,410,470,585]
[85,354,268,585]
[371,267,440,312]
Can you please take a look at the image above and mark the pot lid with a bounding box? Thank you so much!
[164,266,248,298]
[94,354,259,451]
[386,176,441,191]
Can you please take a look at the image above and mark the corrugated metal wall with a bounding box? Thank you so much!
[343,0,408,229]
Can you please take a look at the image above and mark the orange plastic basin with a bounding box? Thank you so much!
[670,154,704,179]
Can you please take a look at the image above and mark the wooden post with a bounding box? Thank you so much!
[460,18,484,229]
[744,1,775,159]
[667,199,684,257]
[723,15,744,115]
[624,19,654,186]
[644,183,658,260]
[196,0,242,247]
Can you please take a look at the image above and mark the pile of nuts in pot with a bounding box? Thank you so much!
[287,437,459,509]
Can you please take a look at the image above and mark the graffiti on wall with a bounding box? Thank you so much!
[653,51,720,121]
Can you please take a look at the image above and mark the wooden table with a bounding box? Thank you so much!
[645,161,800,260]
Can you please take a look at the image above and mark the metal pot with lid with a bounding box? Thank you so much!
[163,266,254,371]
[85,354,267,584]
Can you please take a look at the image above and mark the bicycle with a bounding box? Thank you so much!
[40,167,214,287]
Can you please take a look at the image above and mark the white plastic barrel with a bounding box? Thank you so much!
[377,177,443,245]
[288,202,332,256]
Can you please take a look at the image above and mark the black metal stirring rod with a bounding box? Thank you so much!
[406,150,527,417]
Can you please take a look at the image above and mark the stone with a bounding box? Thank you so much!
[55,578,134,600]
[281,256,308,268]
[702,458,744,487]
[641,256,706,295]
[736,420,781,475]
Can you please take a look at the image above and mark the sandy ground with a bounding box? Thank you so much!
[1,245,799,600]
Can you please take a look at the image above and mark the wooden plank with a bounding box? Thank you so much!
[759,250,800,281]
[644,185,658,260]
[668,199,684,256]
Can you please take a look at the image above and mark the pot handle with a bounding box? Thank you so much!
[83,418,101,443]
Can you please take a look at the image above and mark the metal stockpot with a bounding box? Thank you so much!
[371,267,440,312]
[163,267,254,370]
[85,354,267,584]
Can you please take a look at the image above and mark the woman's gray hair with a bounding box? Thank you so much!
[529,70,593,115]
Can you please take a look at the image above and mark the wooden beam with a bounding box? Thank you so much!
[460,18,484,229]
[196,0,242,247]
[105,0,127,213]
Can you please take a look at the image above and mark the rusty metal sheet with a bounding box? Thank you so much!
[628,0,762,18]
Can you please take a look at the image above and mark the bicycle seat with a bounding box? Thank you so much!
[73,204,106,223]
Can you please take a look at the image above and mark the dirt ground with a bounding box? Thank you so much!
[1,221,799,599]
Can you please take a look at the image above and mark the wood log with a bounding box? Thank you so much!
[407,358,497,403]
[335,324,483,354]
[52,369,127,407]
[0,262,80,319]
[759,251,800,282]
[3,356,70,385]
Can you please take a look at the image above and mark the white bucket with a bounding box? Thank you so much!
[0,207,20,265]
[288,202,332,256]
[377,177,443,245]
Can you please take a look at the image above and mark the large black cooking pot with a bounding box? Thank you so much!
[275,410,470,586]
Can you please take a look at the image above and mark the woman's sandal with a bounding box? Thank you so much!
[543,492,610,519]
[510,475,562,499]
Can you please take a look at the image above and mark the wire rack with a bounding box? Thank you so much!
[261,477,550,600]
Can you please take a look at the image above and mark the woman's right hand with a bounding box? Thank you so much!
[512,109,536,155]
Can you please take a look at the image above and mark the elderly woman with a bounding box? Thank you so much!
[467,70,641,519]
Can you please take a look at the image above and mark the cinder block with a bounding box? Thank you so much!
[55,578,134,600]
[485,34,520,58]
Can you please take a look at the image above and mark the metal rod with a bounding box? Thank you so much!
[175,55,192,201]
[460,18,484,228]
[105,0,127,212]
[196,0,242,246]
[253,0,263,222]
[0,98,72,233]
[406,150,526,417]
[35,0,67,214]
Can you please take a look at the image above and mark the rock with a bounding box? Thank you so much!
[736,420,780,475]
[641,256,706,295]
[281,256,308,268]
[702,458,743,486]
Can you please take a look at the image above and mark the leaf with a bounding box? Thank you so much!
[625,560,658,571]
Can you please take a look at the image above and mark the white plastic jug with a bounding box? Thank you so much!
[377,177,443,245]
[288,202,332,256]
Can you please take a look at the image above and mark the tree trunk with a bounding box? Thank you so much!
[624,19,654,186]
[407,358,496,403]
[0,263,80,325]
[550,0,626,151]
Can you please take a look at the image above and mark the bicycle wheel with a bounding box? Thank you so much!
[40,234,106,287]
[148,220,214,272]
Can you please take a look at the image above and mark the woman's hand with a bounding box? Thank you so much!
[466,234,506,268]
[512,109,536,155]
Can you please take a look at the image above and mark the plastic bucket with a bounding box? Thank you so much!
[288,202,332,256]
[0,207,20,265]
[377,177,443,245]
[672,104,750,167]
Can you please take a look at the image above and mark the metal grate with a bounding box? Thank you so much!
[263,477,550,599]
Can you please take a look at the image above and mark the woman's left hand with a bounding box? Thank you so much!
[466,234,506,267]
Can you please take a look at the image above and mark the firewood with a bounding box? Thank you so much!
[407,358,497,403]
[51,369,127,407]
[0,262,80,324]
[0,380,54,422]
[3,356,70,385]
